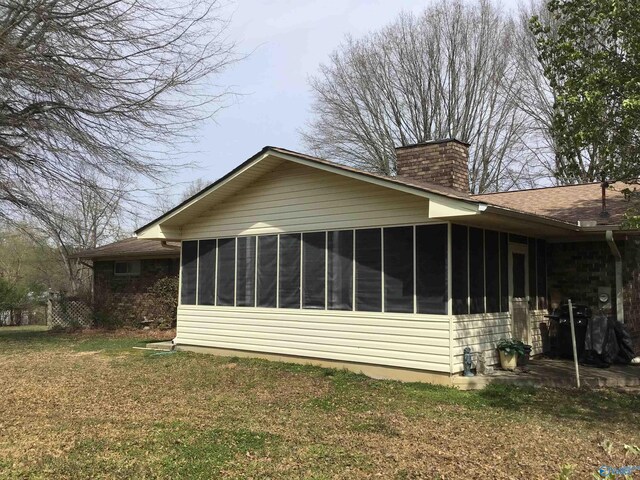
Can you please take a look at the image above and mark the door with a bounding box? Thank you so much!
[508,243,530,344]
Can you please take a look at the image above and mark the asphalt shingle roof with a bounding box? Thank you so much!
[73,237,180,260]
[473,182,634,226]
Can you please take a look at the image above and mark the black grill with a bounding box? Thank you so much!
[548,304,592,358]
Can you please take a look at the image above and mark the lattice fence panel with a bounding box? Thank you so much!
[47,295,93,328]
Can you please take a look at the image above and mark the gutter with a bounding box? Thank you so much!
[605,230,624,323]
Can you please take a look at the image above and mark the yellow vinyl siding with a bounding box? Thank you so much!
[529,310,548,356]
[177,306,452,373]
[182,162,431,239]
[452,310,549,372]
[452,313,511,371]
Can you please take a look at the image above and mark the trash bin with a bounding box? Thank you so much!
[550,304,591,359]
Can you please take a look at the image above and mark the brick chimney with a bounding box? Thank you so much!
[395,139,470,193]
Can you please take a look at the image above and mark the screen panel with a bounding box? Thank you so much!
[257,235,277,308]
[328,230,353,310]
[536,239,547,310]
[469,227,485,314]
[513,253,526,298]
[303,232,326,309]
[528,238,537,306]
[451,225,468,315]
[279,233,301,308]
[416,224,447,314]
[236,236,256,307]
[181,240,198,305]
[484,230,500,313]
[384,226,414,313]
[355,228,382,312]
[216,238,235,306]
[500,232,509,312]
[197,239,216,305]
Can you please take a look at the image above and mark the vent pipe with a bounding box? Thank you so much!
[600,171,610,218]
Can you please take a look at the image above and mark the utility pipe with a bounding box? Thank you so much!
[605,230,624,323]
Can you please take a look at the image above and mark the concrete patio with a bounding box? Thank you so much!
[454,357,640,390]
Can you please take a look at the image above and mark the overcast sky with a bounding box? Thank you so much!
[160,0,523,202]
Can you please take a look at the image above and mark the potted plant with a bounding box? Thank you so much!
[497,338,525,371]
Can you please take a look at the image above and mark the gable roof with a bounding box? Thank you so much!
[134,146,487,238]
[73,237,180,260]
[135,145,637,240]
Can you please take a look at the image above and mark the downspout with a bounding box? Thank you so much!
[605,230,624,323]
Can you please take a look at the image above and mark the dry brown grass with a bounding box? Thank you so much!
[1,326,639,479]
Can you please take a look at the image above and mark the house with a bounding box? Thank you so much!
[135,139,640,383]
[74,237,180,326]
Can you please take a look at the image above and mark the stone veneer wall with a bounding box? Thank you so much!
[93,258,179,326]
[547,239,640,353]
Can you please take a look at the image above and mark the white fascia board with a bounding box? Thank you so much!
[428,198,484,218]
[136,224,182,241]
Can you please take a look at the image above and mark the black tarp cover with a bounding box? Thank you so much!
[584,313,635,365]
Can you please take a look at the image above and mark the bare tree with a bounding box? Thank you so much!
[513,0,565,185]
[303,0,545,193]
[0,0,238,221]
[25,176,130,294]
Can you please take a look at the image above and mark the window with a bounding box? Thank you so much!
[355,228,382,312]
[303,232,326,309]
[236,236,256,307]
[180,241,197,305]
[197,240,216,305]
[327,230,353,310]
[257,235,277,308]
[216,238,235,306]
[485,230,500,313]
[469,227,485,314]
[384,226,414,313]
[416,224,447,314]
[114,260,141,277]
[451,225,468,315]
[279,233,301,308]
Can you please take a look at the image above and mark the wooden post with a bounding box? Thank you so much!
[567,299,581,388]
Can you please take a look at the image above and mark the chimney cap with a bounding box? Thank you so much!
[395,138,471,150]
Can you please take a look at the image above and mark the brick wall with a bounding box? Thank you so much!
[93,258,179,326]
[547,241,615,314]
[622,238,640,352]
[547,239,640,353]
[395,139,470,193]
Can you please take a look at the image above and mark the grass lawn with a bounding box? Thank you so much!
[1,326,639,479]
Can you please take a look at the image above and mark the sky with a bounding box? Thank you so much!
[157,0,523,205]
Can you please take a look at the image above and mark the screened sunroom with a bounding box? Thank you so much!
[135,141,584,381]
